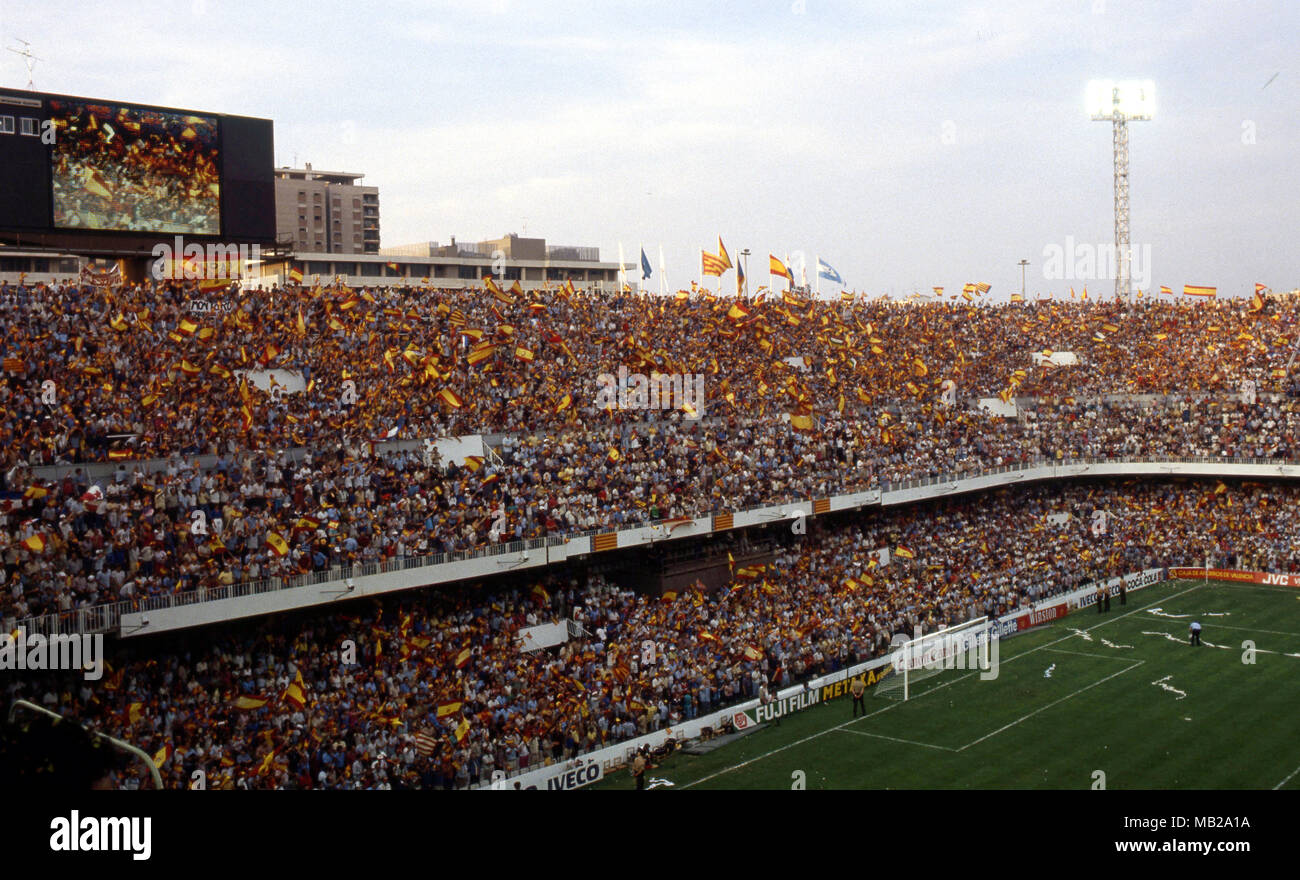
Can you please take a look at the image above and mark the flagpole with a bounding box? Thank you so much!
[816,254,821,299]
[659,245,666,298]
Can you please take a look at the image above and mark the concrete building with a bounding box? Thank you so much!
[274,164,379,255]
[246,232,629,291]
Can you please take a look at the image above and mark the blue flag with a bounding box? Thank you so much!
[817,257,843,285]
[641,248,653,280]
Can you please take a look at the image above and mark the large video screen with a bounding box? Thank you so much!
[49,98,221,234]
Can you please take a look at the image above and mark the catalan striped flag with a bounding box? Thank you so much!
[701,245,729,277]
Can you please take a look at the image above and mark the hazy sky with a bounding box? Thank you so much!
[2,0,1296,299]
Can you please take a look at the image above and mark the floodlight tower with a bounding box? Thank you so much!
[1088,80,1154,300]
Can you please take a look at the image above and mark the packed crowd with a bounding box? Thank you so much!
[2,280,1296,467]
[4,279,1300,621]
[8,477,1296,789]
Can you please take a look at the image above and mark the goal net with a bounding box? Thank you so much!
[875,616,992,701]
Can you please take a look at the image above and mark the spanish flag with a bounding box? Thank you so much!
[454,719,471,742]
[127,702,144,724]
[514,346,535,362]
[1160,285,1172,295]
[485,276,511,304]
[466,345,496,366]
[895,546,916,559]
[233,695,269,710]
[282,672,307,710]
[727,302,750,321]
[288,267,303,284]
[462,456,484,473]
[789,413,814,432]
[607,447,622,463]
[455,648,471,669]
[769,255,792,280]
[266,531,290,556]
[177,319,198,336]
[437,388,464,409]
[555,393,573,414]
[23,535,46,553]
[437,702,462,718]
[109,313,129,332]
[1183,284,1217,298]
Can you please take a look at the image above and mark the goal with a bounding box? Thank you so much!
[875,616,992,701]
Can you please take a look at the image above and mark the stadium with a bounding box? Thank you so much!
[0,4,1297,825]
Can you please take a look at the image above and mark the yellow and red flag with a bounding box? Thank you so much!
[266,532,290,556]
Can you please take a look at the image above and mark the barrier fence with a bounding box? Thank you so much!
[9,454,1300,639]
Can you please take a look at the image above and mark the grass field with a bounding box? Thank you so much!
[592,579,1300,791]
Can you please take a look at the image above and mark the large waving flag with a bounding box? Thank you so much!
[1182,284,1217,298]
[816,257,843,286]
[769,254,792,280]
[640,247,652,280]
[701,237,732,277]
[717,238,732,271]
[736,257,746,296]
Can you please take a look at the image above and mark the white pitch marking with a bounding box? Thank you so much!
[955,660,1145,752]
[1274,762,1300,790]
[834,727,956,751]
[679,583,1205,788]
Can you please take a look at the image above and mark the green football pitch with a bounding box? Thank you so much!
[592,579,1300,790]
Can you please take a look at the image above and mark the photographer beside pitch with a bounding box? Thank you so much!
[1189,620,1202,646]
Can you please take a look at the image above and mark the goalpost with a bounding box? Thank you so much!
[875,616,993,701]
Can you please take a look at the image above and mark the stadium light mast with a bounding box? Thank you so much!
[1088,80,1154,301]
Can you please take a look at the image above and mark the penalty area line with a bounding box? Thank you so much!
[834,727,955,751]
[954,659,1145,753]
[1274,762,1300,791]
[679,583,1202,789]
